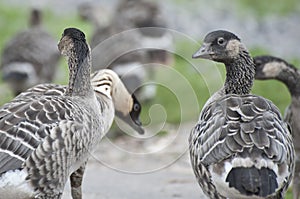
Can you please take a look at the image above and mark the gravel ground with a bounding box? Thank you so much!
[62,122,207,199]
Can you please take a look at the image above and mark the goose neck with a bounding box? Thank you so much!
[224,51,255,95]
[65,47,93,96]
[277,66,300,97]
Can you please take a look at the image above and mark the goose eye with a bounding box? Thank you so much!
[217,37,225,45]
[134,103,140,111]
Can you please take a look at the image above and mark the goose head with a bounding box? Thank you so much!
[58,27,89,58]
[192,30,243,63]
[192,30,255,95]
[29,9,42,27]
[91,69,144,135]
[253,55,296,80]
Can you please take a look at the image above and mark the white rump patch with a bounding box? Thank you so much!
[113,62,146,79]
[2,62,38,86]
[0,169,34,198]
[209,157,287,199]
[141,32,173,50]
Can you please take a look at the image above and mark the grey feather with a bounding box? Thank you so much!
[190,31,295,199]
[0,9,60,96]
[0,28,109,198]
[254,55,300,199]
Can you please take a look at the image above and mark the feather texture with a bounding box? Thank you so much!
[190,30,295,199]
[0,9,60,96]
[254,55,300,199]
[0,28,143,199]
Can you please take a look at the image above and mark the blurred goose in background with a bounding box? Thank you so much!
[0,28,143,199]
[190,30,295,199]
[78,2,111,47]
[79,0,173,101]
[254,55,300,199]
[0,9,60,96]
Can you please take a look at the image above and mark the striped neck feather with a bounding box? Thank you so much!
[91,73,113,99]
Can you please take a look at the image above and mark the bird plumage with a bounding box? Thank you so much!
[254,55,300,199]
[0,27,98,199]
[0,9,60,96]
[13,69,144,135]
[190,30,295,199]
[0,28,143,199]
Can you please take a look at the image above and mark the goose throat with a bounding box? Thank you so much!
[66,49,93,96]
[224,54,255,95]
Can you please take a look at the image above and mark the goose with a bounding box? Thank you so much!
[0,28,143,199]
[0,9,60,96]
[254,55,300,199]
[78,2,112,50]
[82,0,173,100]
[112,0,173,62]
[90,0,173,65]
[189,30,295,199]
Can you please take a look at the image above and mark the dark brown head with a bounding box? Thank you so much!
[192,30,243,63]
[193,30,255,95]
[253,55,297,80]
[29,9,42,27]
[58,28,88,57]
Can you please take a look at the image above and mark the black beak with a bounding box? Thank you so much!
[192,43,213,59]
[115,94,144,135]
